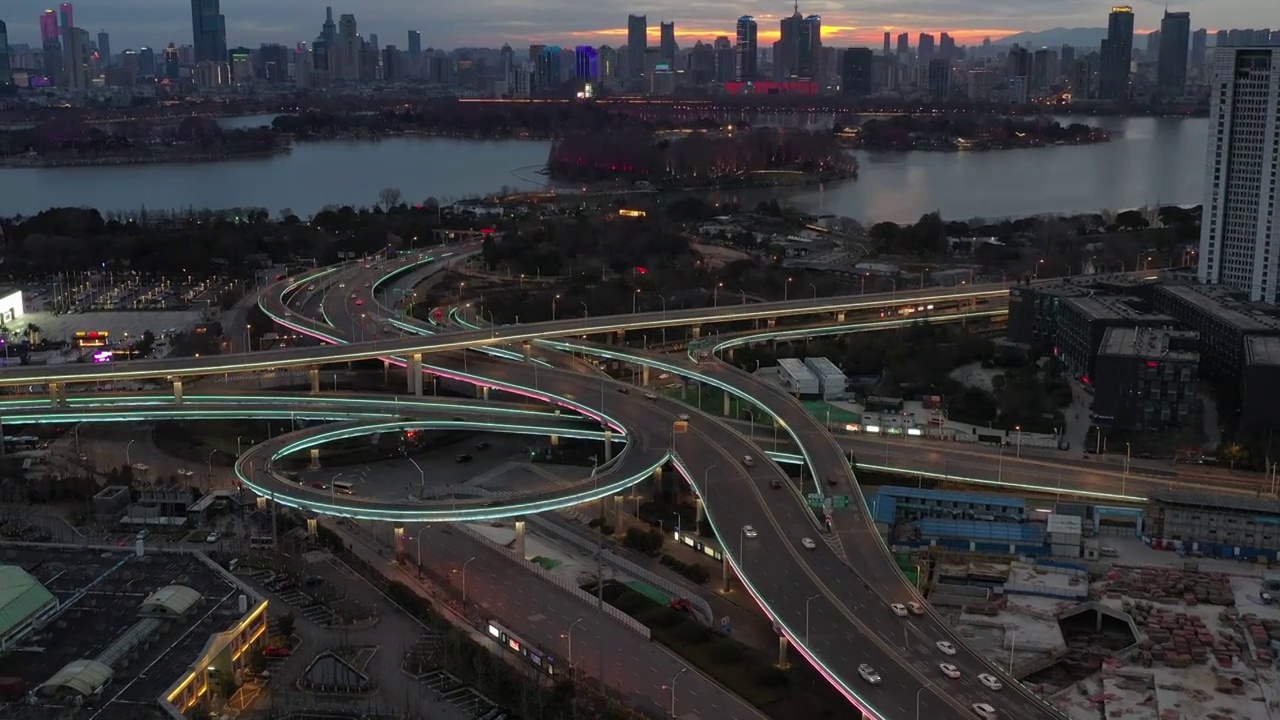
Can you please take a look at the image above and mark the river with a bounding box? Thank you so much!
[0,114,1209,223]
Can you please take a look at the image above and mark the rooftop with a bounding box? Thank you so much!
[0,566,57,642]
[0,544,255,720]
[1098,326,1200,362]
[1062,295,1173,324]
[1245,335,1280,367]
[1157,283,1280,334]
[1152,490,1280,515]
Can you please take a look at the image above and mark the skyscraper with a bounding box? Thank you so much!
[336,13,359,80]
[40,10,63,84]
[0,21,10,88]
[918,33,935,66]
[191,0,227,64]
[97,31,111,67]
[407,30,421,75]
[626,15,646,81]
[1098,6,1134,101]
[66,26,90,89]
[841,47,872,95]
[882,32,891,56]
[59,2,74,80]
[713,36,734,83]
[1198,48,1280,302]
[734,16,757,82]
[796,15,821,80]
[659,22,675,65]
[163,43,180,79]
[1157,11,1190,98]
[1190,28,1207,68]
[896,33,908,56]
[575,46,599,80]
[39,10,59,43]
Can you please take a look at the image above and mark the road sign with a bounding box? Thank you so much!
[832,495,853,510]
[806,493,823,509]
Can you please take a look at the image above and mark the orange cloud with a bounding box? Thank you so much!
[560,25,1022,47]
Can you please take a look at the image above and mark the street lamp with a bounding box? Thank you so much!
[580,301,589,318]
[408,457,425,489]
[1124,442,1131,495]
[125,439,136,466]
[702,464,718,504]
[461,556,477,604]
[669,667,689,718]
[784,277,793,301]
[1014,425,1022,458]
[566,617,584,668]
[632,289,641,314]
[236,435,245,456]
[916,685,928,720]
[207,449,217,482]
[415,526,430,577]
[552,294,560,321]
[805,593,821,645]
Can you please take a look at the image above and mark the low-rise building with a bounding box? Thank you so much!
[803,356,847,399]
[777,358,819,395]
[1056,295,1174,380]
[1242,335,1280,432]
[1151,283,1280,384]
[1091,327,1200,431]
[1147,490,1280,560]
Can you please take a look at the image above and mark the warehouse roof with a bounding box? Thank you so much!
[0,565,57,641]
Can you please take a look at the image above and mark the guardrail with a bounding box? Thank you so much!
[454,522,652,640]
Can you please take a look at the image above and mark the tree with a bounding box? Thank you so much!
[23,323,40,344]
[378,187,404,211]
[1115,209,1150,231]
[276,611,296,641]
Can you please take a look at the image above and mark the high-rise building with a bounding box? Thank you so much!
[927,58,950,100]
[498,43,514,86]
[713,36,734,83]
[626,15,646,81]
[840,47,872,95]
[191,0,227,64]
[66,26,90,89]
[918,33,935,66]
[574,45,599,80]
[1145,30,1161,62]
[39,10,59,43]
[690,40,714,84]
[1099,6,1134,101]
[408,30,421,76]
[536,45,561,92]
[1190,28,1207,68]
[97,31,111,67]
[659,22,675,64]
[896,33,909,56]
[138,46,156,76]
[163,42,180,80]
[1157,11,1190,98]
[336,13,359,80]
[0,21,10,88]
[1060,45,1076,79]
[797,15,821,80]
[882,32,891,56]
[59,3,74,80]
[1198,48,1280,302]
[734,16,757,82]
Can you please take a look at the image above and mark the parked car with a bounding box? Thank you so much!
[263,646,291,658]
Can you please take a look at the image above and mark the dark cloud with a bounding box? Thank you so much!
[3,0,1269,49]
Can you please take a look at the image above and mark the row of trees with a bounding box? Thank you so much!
[0,117,280,159]
[847,115,1106,150]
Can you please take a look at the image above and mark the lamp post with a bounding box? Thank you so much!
[408,457,425,490]
[702,464,718,505]
[632,289,640,314]
[784,277,793,301]
[566,617,584,668]
[207,449,217,484]
[916,685,928,720]
[580,301,589,318]
[1124,442,1131,496]
[1014,425,1022,458]
[415,526,430,578]
[125,439,136,466]
[461,556,477,604]
[669,668,688,718]
[552,294,560,321]
[805,593,821,645]
[236,435,245,456]
[808,283,817,305]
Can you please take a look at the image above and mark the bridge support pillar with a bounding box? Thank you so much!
[309,447,321,470]
[777,635,790,669]
[691,325,701,339]
[722,393,731,417]
[172,379,184,405]
[615,329,625,344]
[603,430,614,462]
[48,382,66,407]
[407,354,422,395]
[721,552,731,592]
[309,367,320,394]
[727,347,734,362]
[514,519,527,560]
[614,494,624,532]
[695,497,704,529]
[550,434,559,446]
[522,341,532,361]
[767,318,776,329]
[393,524,405,565]
[641,364,650,385]
[836,310,846,323]
[480,386,489,401]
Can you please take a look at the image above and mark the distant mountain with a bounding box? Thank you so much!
[994,28,1108,49]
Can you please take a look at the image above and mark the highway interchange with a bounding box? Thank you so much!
[5,249,1184,720]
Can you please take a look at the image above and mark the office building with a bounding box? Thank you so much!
[1241,336,1280,431]
[97,30,110,67]
[0,21,10,88]
[39,10,59,43]
[797,15,821,80]
[1157,11,1191,98]
[659,22,675,65]
[918,33,935,66]
[1198,48,1280,303]
[626,14,646,81]
[65,26,90,89]
[574,45,599,80]
[407,30,421,76]
[734,16,757,82]
[59,3,73,76]
[1191,28,1207,68]
[840,47,872,95]
[335,13,359,81]
[190,0,226,64]
[927,58,950,100]
[162,43,180,80]
[713,36,734,83]
[1152,284,1280,383]
[1092,327,1200,431]
[535,45,561,93]
[1099,5,1134,101]
[882,32,891,56]
[896,33,909,56]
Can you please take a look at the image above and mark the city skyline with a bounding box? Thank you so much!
[3,0,1275,52]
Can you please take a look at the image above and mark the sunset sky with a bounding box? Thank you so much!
[6,0,1271,50]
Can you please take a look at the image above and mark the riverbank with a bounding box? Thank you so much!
[0,145,292,168]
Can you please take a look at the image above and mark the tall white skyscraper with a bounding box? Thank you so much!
[1198,47,1280,303]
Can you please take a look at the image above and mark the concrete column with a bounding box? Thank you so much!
[522,341,532,361]
[614,494,624,531]
[481,386,489,401]
[309,447,321,470]
[641,364,650,385]
[309,367,320,394]
[603,430,614,462]
[722,393,731,417]
[48,382,60,407]
[514,519,527,560]
[407,354,422,394]
[172,379,184,405]
[727,347,734,362]
[550,434,560,446]
[777,635,790,669]
[722,553,731,592]
[767,318,776,329]
[306,516,318,538]
[695,497,704,528]
[691,325,701,339]
[394,524,405,564]
[836,310,846,323]
[653,466,664,496]
[616,330,625,344]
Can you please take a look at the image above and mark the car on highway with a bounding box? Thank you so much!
[474,441,490,450]
[338,283,346,288]
[800,537,816,550]
[742,455,755,467]
[970,702,997,719]
[939,662,961,679]
[936,640,956,655]
[205,531,219,543]
[355,299,364,305]
[769,479,783,489]
[977,673,1003,691]
[643,391,658,400]
[616,387,629,394]
[743,525,758,538]
[857,664,881,684]
[890,603,909,617]
[907,601,925,615]
[454,454,473,464]
[677,413,690,421]
[310,482,326,489]
[263,646,291,658]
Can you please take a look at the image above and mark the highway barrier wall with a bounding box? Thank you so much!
[455,523,652,641]
[524,513,716,627]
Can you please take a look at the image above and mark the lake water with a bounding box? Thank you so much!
[0,114,1210,224]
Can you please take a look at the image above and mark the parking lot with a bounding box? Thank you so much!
[25,272,227,314]
[248,569,337,627]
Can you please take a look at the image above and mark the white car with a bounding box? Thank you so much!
[971,702,998,719]
[677,413,690,421]
[643,391,658,400]
[742,455,755,467]
[857,664,881,684]
[743,525,758,538]
[890,603,909,617]
[800,537,817,550]
[205,532,220,543]
[936,640,956,655]
[907,601,925,615]
[977,673,1003,691]
[940,662,961,679]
